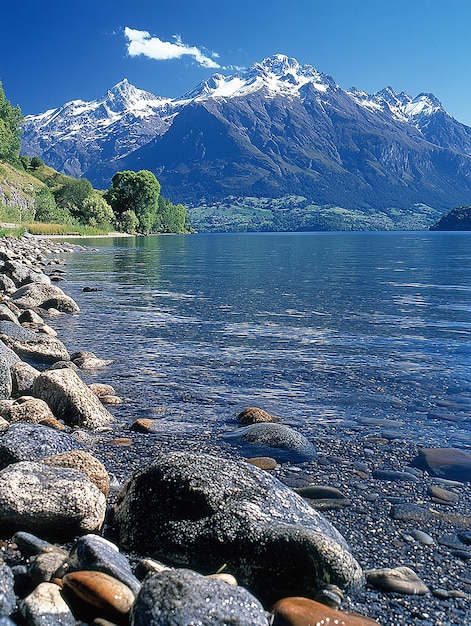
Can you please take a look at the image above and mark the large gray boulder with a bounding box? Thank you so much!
[0,461,106,538]
[112,452,363,604]
[131,568,269,626]
[2,259,50,287]
[11,282,79,313]
[32,369,113,429]
[0,333,70,364]
[0,341,21,399]
[10,361,40,397]
[225,422,317,463]
[0,422,83,470]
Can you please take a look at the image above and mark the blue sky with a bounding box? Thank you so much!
[2,0,471,125]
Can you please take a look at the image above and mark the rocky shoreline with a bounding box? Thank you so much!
[0,234,470,625]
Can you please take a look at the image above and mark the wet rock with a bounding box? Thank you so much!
[112,452,363,604]
[70,350,113,369]
[236,406,281,424]
[365,566,429,595]
[413,447,471,482]
[13,531,60,557]
[0,563,15,616]
[0,461,106,537]
[28,550,68,585]
[62,570,135,622]
[11,282,79,313]
[40,450,110,496]
[32,369,113,429]
[271,597,380,625]
[3,259,50,287]
[225,422,317,463]
[68,534,141,594]
[130,418,154,433]
[20,582,76,626]
[0,422,82,469]
[130,568,269,626]
[10,361,40,396]
[89,383,116,397]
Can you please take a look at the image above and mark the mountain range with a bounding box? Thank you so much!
[21,55,471,230]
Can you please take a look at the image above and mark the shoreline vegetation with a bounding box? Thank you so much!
[0,233,469,625]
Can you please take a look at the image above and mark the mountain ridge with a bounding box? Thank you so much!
[21,54,471,228]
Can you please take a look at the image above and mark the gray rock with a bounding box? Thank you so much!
[0,275,16,295]
[0,564,15,616]
[13,531,61,557]
[32,369,113,429]
[7,398,55,424]
[28,550,68,585]
[294,485,351,511]
[0,321,38,341]
[0,333,70,364]
[372,469,420,482]
[10,361,40,397]
[0,305,19,325]
[0,422,83,470]
[11,282,79,313]
[3,259,50,287]
[68,534,141,594]
[0,461,106,537]
[131,568,269,626]
[112,452,363,604]
[20,582,76,626]
[0,341,20,399]
[18,309,45,325]
[225,422,317,463]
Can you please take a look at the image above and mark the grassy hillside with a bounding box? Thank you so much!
[0,161,43,223]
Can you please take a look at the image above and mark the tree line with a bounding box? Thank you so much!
[0,81,191,234]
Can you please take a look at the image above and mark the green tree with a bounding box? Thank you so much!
[105,170,160,234]
[54,177,93,217]
[81,192,114,229]
[30,156,44,169]
[20,155,31,170]
[0,81,23,164]
[155,196,189,232]
[34,187,72,223]
[119,209,139,234]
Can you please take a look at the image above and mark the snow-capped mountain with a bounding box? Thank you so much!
[22,54,471,214]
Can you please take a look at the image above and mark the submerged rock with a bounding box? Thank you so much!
[112,452,363,604]
[236,406,281,424]
[412,447,471,482]
[225,422,317,463]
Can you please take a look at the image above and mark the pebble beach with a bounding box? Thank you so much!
[0,234,470,626]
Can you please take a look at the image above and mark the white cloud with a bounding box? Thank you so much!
[124,27,221,69]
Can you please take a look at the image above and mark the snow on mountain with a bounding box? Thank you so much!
[21,53,471,212]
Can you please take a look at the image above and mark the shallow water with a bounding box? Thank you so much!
[52,232,471,449]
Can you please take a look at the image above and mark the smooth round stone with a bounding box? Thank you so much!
[99,395,122,405]
[206,573,238,586]
[365,566,429,594]
[28,550,68,585]
[130,418,154,433]
[89,384,116,397]
[294,485,351,511]
[62,570,135,620]
[108,437,132,447]
[410,529,435,545]
[40,450,110,496]
[236,407,281,424]
[12,531,58,556]
[271,597,380,625]
[413,448,471,482]
[245,457,278,470]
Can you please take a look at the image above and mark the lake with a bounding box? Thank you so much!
[52,232,471,450]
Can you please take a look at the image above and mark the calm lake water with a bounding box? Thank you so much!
[53,232,471,449]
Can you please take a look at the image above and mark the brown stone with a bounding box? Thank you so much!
[39,417,65,430]
[8,398,55,424]
[245,456,278,470]
[427,484,459,503]
[366,566,429,595]
[130,418,153,433]
[89,383,116,397]
[99,395,122,405]
[109,437,132,447]
[41,450,110,496]
[271,597,380,626]
[236,406,281,424]
[62,570,135,619]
